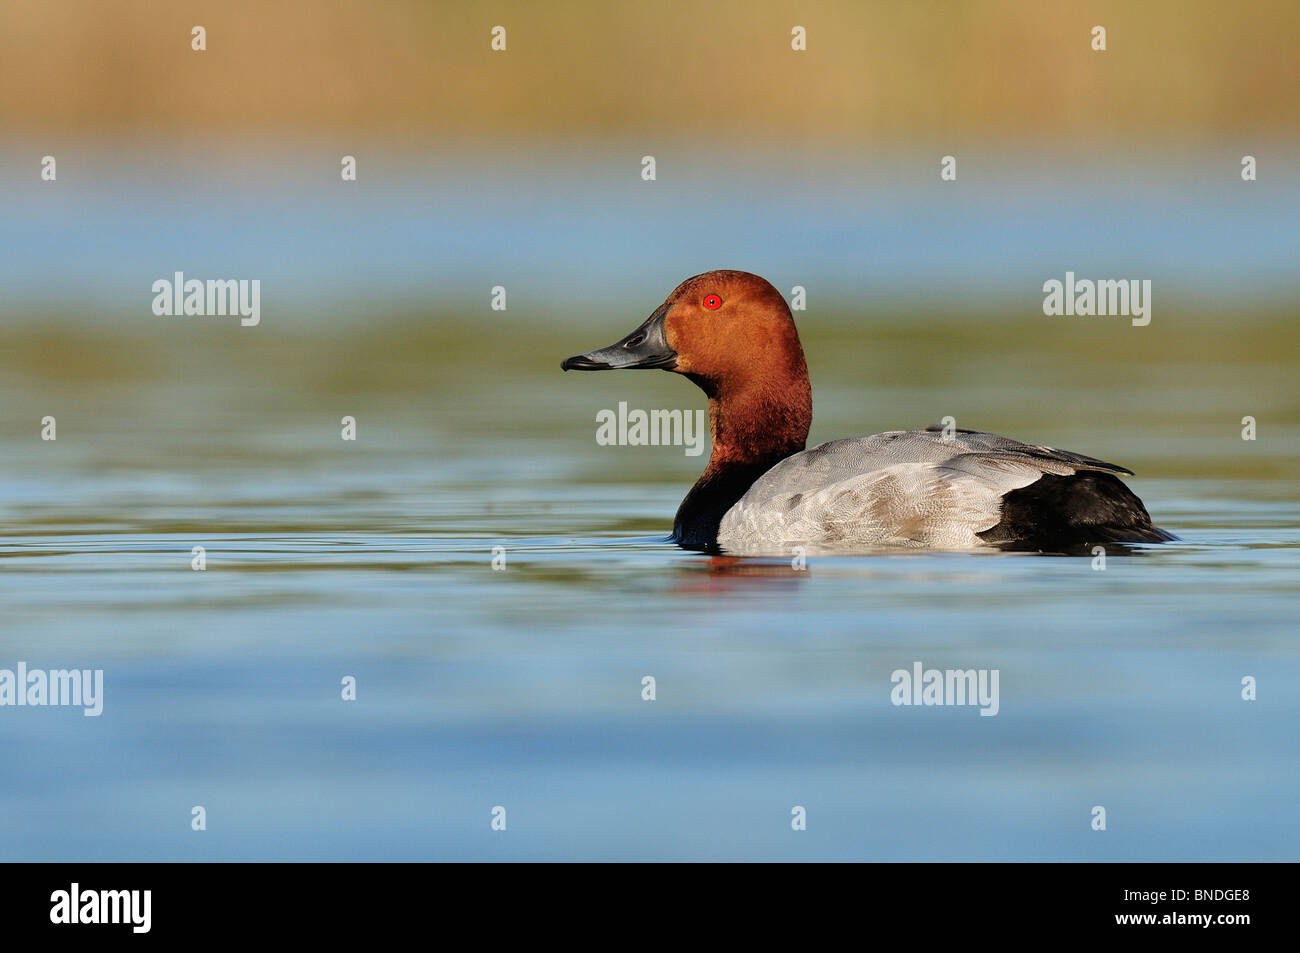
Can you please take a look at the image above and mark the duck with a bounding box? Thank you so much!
[561,270,1175,554]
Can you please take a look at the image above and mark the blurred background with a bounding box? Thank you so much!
[0,1,1296,861]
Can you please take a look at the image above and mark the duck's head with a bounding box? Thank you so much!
[562,270,813,546]
[561,270,808,399]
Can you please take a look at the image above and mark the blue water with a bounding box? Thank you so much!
[1,145,1296,860]
[2,461,1296,860]
[2,143,1297,314]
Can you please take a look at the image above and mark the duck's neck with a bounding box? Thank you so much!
[672,375,812,550]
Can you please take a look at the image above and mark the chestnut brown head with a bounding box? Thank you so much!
[561,270,807,399]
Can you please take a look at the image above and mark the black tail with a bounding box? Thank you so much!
[979,471,1177,552]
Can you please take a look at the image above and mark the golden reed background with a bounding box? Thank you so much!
[2,0,1296,142]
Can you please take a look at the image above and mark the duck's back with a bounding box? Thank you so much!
[716,429,1174,553]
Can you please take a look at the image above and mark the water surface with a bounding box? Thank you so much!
[1,310,1295,861]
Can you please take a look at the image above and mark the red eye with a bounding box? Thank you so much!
[703,293,723,310]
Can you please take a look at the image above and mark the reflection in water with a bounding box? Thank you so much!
[674,554,813,593]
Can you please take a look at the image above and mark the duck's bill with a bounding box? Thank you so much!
[561,306,677,371]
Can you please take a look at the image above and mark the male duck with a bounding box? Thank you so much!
[562,270,1174,554]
